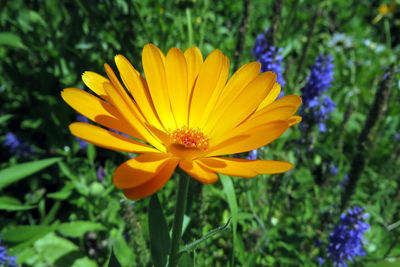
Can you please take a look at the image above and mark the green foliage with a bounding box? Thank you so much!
[0,157,61,189]
[108,248,122,267]
[1,0,399,266]
[148,194,170,267]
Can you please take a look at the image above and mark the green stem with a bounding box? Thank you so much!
[168,173,190,267]
[186,8,193,47]
[384,18,391,49]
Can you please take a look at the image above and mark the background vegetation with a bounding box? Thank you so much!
[0,0,399,266]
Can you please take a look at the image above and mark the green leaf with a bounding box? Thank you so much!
[47,184,74,200]
[72,257,98,267]
[57,161,78,180]
[148,194,171,267]
[108,248,122,267]
[0,196,35,211]
[178,252,194,267]
[0,32,27,49]
[0,157,62,190]
[109,228,136,266]
[57,221,106,238]
[34,233,78,265]
[220,175,238,266]
[179,218,231,254]
[1,225,53,243]
[182,215,191,237]
[87,144,96,163]
[0,114,13,125]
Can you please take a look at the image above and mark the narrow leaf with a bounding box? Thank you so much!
[148,194,171,267]
[0,114,13,125]
[0,32,27,49]
[108,248,122,267]
[1,225,53,243]
[220,175,238,265]
[179,218,231,254]
[0,157,61,190]
[0,196,35,211]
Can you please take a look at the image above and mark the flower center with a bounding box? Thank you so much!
[169,126,209,150]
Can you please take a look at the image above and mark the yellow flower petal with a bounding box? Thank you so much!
[166,48,189,127]
[199,157,293,176]
[61,88,140,138]
[209,71,277,139]
[189,49,225,128]
[258,95,302,113]
[222,105,298,142]
[113,153,172,189]
[179,160,218,184]
[142,44,176,129]
[257,83,281,111]
[69,122,158,153]
[81,71,111,102]
[103,81,166,152]
[104,62,151,130]
[203,61,261,134]
[122,158,179,200]
[184,47,203,102]
[218,62,261,104]
[288,115,302,126]
[114,54,164,131]
[197,55,230,128]
[207,120,289,156]
[198,157,258,178]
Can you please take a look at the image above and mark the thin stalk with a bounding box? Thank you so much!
[337,101,353,153]
[295,6,320,83]
[384,18,392,49]
[168,173,190,267]
[198,0,210,49]
[131,0,151,42]
[340,66,395,211]
[267,0,284,46]
[186,8,194,47]
[233,0,251,70]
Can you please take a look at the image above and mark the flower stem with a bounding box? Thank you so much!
[168,172,190,267]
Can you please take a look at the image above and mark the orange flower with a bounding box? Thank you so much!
[61,44,301,200]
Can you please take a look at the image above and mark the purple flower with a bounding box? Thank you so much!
[394,133,400,141]
[4,132,34,156]
[300,55,335,133]
[96,166,106,183]
[253,31,285,88]
[326,207,369,266]
[0,240,18,267]
[76,114,89,149]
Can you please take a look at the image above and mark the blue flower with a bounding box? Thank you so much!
[246,149,258,160]
[253,31,285,88]
[0,240,18,267]
[331,166,339,175]
[4,132,34,156]
[326,207,370,267]
[300,55,335,133]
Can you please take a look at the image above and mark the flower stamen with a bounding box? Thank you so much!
[169,127,209,150]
